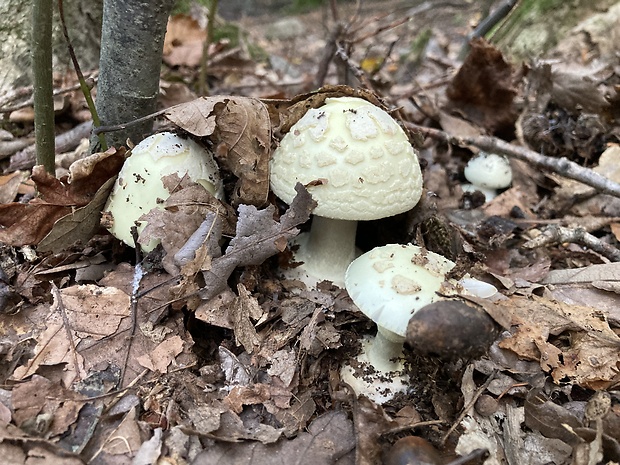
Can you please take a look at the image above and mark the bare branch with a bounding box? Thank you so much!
[409,124,620,199]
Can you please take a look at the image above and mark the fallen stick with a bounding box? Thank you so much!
[8,120,92,171]
[408,124,620,199]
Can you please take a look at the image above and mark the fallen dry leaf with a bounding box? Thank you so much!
[475,294,620,389]
[192,410,355,465]
[101,407,143,457]
[137,178,236,275]
[165,96,271,207]
[199,184,316,301]
[163,14,206,68]
[11,375,85,438]
[0,148,125,246]
[446,38,519,133]
[229,283,263,354]
[0,171,27,204]
[224,384,271,414]
[37,177,116,253]
[136,335,184,373]
[11,284,130,386]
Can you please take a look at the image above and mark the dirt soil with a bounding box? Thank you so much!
[0,1,620,465]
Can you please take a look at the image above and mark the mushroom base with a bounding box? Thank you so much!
[280,217,360,288]
[340,335,409,404]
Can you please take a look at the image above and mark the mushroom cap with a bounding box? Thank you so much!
[270,97,423,221]
[345,244,455,338]
[105,132,223,250]
[464,152,512,189]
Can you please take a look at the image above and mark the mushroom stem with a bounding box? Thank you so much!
[293,216,357,287]
[367,327,406,373]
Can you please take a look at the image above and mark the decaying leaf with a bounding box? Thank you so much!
[0,148,125,247]
[528,62,611,114]
[37,177,116,253]
[446,38,519,133]
[136,335,185,373]
[199,184,316,301]
[192,410,355,465]
[524,388,620,463]
[229,283,263,354]
[11,375,85,438]
[165,96,272,207]
[137,178,235,275]
[214,97,271,207]
[474,294,620,389]
[224,384,271,414]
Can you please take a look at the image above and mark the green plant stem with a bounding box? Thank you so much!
[57,0,107,151]
[32,0,56,175]
[198,0,218,96]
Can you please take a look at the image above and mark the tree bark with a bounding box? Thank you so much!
[0,0,102,96]
[32,0,56,174]
[491,0,617,59]
[94,0,175,150]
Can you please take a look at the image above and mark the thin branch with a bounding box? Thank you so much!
[442,369,497,444]
[32,0,56,174]
[335,44,375,90]
[0,72,97,113]
[51,283,82,382]
[198,0,219,96]
[523,225,620,262]
[409,124,620,199]
[9,120,92,171]
[459,0,520,59]
[120,226,144,387]
[57,0,107,151]
[93,108,167,136]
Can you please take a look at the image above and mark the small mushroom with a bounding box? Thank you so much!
[462,152,512,202]
[104,132,223,251]
[270,97,423,287]
[340,244,497,403]
[341,244,455,403]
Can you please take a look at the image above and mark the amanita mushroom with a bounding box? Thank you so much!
[462,152,512,202]
[341,243,497,403]
[104,132,223,251]
[269,96,423,287]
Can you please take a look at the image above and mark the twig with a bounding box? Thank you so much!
[381,419,444,436]
[9,120,92,171]
[335,44,375,90]
[459,0,520,59]
[198,0,219,96]
[32,0,56,174]
[0,77,97,114]
[0,137,36,159]
[314,22,346,88]
[103,368,148,414]
[93,109,167,136]
[120,226,144,387]
[51,283,82,382]
[523,225,620,262]
[57,0,107,151]
[441,370,497,444]
[409,124,620,199]
[349,16,410,45]
[0,86,33,109]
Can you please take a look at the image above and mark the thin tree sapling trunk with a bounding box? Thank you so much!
[32,0,56,174]
[94,0,175,150]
